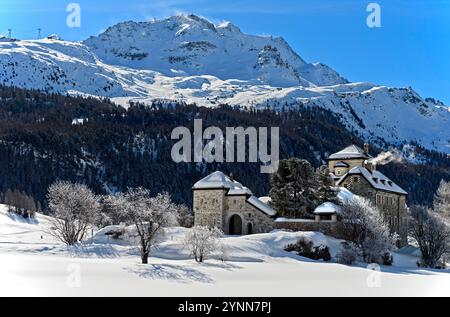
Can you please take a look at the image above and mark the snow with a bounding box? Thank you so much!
[0,205,449,296]
[193,171,251,195]
[314,202,341,215]
[258,196,272,204]
[329,145,369,160]
[247,196,276,216]
[72,118,87,125]
[337,187,357,203]
[275,218,315,223]
[0,15,448,154]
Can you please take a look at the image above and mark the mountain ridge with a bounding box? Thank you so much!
[0,14,448,154]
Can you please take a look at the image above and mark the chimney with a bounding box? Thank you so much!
[364,143,370,156]
[229,173,234,182]
[364,159,377,172]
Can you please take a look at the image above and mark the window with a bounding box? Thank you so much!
[352,177,359,183]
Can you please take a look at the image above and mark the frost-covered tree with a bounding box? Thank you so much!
[434,180,450,218]
[409,205,450,268]
[338,197,395,264]
[184,226,224,263]
[47,181,99,245]
[118,189,178,264]
[177,204,194,228]
[432,180,450,265]
[96,194,130,227]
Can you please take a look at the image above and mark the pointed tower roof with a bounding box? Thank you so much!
[192,171,252,195]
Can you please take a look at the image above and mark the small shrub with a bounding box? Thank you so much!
[286,236,313,253]
[285,237,331,262]
[336,242,358,265]
[381,251,394,266]
[311,245,331,262]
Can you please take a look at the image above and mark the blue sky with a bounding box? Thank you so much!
[1,0,449,104]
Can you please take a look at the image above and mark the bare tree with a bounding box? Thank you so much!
[433,180,450,265]
[47,181,99,245]
[118,189,178,264]
[409,205,450,268]
[184,226,224,263]
[338,197,395,264]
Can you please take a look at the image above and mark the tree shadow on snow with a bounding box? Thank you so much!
[65,244,137,259]
[124,263,214,284]
[6,212,39,225]
[377,265,450,276]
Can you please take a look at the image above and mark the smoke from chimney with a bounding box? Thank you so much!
[369,149,405,166]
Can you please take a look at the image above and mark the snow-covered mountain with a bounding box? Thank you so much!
[0,15,448,153]
[84,15,347,87]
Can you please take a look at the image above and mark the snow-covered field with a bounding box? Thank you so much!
[0,206,449,297]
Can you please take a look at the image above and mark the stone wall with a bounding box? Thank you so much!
[328,158,365,174]
[224,195,274,234]
[193,190,274,235]
[193,189,226,229]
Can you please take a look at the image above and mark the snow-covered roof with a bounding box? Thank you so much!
[274,218,315,223]
[247,196,277,216]
[328,145,370,160]
[193,171,252,195]
[193,172,276,216]
[337,167,408,195]
[258,196,272,204]
[314,202,341,215]
[334,161,350,167]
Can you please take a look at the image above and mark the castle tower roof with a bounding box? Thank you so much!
[328,145,371,160]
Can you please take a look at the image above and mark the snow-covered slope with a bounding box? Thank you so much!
[84,15,347,87]
[1,207,448,297]
[0,15,448,153]
[0,205,58,247]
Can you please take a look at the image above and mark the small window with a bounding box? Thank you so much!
[352,177,359,183]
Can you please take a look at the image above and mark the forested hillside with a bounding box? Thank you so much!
[0,86,448,211]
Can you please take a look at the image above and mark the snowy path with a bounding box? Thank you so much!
[1,251,449,297]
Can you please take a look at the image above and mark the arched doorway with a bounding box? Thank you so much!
[247,223,253,235]
[229,215,242,235]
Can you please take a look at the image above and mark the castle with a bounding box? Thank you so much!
[192,172,276,235]
[193,144,408,245]
[328,144,408,245]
